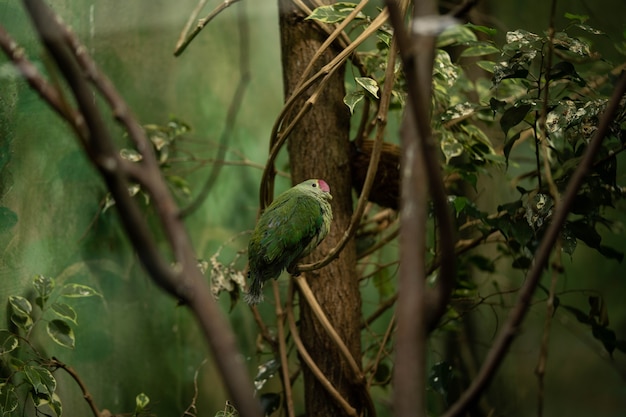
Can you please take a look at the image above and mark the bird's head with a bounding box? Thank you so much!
[299,179,332,200]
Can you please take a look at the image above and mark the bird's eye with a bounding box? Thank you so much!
[312,183,317,187]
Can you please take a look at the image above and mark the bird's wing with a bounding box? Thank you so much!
[260,194,324,264]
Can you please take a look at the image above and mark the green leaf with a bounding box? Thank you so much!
[568,220,601,248]
[591,324,616,355]
[503,131,521,163]
[563,304,591,324]
[343,91,364,114]
[0,207,17,233]
[33,275,55,308]
[8,295,31,317]
[9,295,33,331]
[254,359,280,391]
[61,283,101,298]
[373,362,391,383]
[260,393,281,417]
[505,29,541,45]
[589,296,609,327]
[467,254,495,273]
[51,303,78,325]
[460,43,500,58]
[561,227,577,256]
[135,392,150,413]
[500,104,532,136]
[564,12,589,23]
[0,330,19,356]
[305,2,360,24]
[465,23,497,36]
[493,63,530,84]
[575,24,604,35]
[449,195,468,217]
[0,383,19,415]
[355,77,379,98]
[437,24,477,47]
[553,32,592,57]
[46,393,62,417]
[428,362,455,401]
[597,245,624,263]
[46,320,75,349]
[32,391,62,417]
[441,132,464,163]
[475,60,495,73]
[23,365,56,398]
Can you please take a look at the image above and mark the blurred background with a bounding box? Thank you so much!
[1,0,625,416]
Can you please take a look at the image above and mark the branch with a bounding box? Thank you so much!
[17,2,261,415]
[272,283,295,417]
[50,357,101,417]
[0,25,86,138]
[385,0,458,334]
[442,70,626,417]
[286,286,359,417]
[174,0,241,56]
[293,275,364,383]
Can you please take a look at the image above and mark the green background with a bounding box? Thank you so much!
[1,1,625,416]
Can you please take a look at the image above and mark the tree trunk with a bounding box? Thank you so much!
[278,1,364,416]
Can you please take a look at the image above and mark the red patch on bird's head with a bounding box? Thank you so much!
[318,179,330,193]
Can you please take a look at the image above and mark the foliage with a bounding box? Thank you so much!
[2,1,626,416]
[1,275,100,416]
[305,3,626,411]
[102,118,193,212]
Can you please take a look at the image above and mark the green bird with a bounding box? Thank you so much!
[245,179,333,305]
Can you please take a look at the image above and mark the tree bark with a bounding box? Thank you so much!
[278,1,364,416]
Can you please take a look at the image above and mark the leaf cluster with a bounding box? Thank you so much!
[1,275,100,417]
[103,117,193,212]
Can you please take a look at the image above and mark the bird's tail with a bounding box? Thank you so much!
[244,273,264,305]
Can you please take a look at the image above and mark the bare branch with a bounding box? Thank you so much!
[273,282,296,417]
[174,0,242,56]
[294,275,364,383]
[385,0,458,333]
[286,295,358,417]
[0,25,86,138]
[50,357,101,417]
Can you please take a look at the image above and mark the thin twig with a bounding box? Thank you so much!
[294,0,369,89]
[0,25,85,138]
[272,281,295,417]
[537,0,559,204]
[293,275,364,383]
[174,0,242,56]
[366,313,395,388]
[175,0,209,52]
[182,359,208,417]
[535,3,560,415]
[50,357,101,417]
[285,288,358,417]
